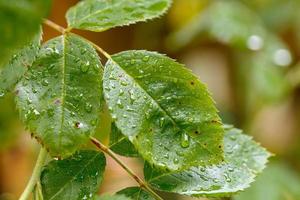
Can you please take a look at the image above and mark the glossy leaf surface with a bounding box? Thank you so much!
[16,34,103,157]
[144,126,271,197]
[41,150,106,200]
[104,50,223,171]
[0,31,41,98]
[66,0,171,32]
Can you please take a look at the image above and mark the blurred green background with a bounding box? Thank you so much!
[1,0,300,199]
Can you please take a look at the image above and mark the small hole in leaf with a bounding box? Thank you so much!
[190,81,195,86]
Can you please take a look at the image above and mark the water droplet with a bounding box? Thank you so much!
[181,132,190,148]
[228,167,234,172]
[0,90,5,98]
[213,178,219,183]
[130,59,136,65]
[117,99,124,108]
[111,114,117,121]
[119,89,124,96]
[121,81,128,86]
[42,80,49,86]
[81,61,90,73]
[173,158,179,164]
[159,117,165,127]
[142,55,150,62]
[75,122,83,129]
[85,103,92,113]
[273,48,292,67]
[247,35,264,51]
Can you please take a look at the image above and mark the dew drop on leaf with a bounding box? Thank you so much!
[181,132,190,148]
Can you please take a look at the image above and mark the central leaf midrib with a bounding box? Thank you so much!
[112,59,217,156]
[58,35,67,149]
[48,153,101,200]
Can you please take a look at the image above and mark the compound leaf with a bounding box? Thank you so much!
[144,126,271,197]
[16,34,103,157]
[66,0,171,32]
[0,31,42,98]
[0,0,51,64]
[103,50,224,171]
[41,150,106,200]
[117,187,155,200]
[109,122,138,157]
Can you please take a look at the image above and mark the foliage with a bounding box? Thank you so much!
[0,0,271,200]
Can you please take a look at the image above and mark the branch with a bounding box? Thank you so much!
[19,148,48,200]
[90,137,163,200]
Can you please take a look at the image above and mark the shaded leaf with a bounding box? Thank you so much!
[0,31,42,98]
[117,187,155,200]
[103,50,224,171]
[16,34,103,157]
[41,150,106,200]
[66,0,171,32]
[234,162,300,200]
[144,126,271,197]
[0,0,51,64]
[109,122,138,157]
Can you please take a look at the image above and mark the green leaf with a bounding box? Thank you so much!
[144,126,271,197]
[0,0,51,64]
[117,187,155,200]
[103,50,224,171]
[234,162,300,200]
[66,0,171,32]
[16,34,103,157]
[0,31,42,98]
[41,150,106,200]
[96,194,131,200]
[109,122,138,157]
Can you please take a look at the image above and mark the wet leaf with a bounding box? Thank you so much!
[41,150,106,200]
[144,126,271,197]
[16,34,103,157]
[117,187,155,200]
[234,162,300,200]
[66,0,171,32]
[0,31,42,98]
[109,122,138,157]
[0,0,51,64]
[103,50,224,171]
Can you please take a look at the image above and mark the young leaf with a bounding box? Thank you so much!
[144,126,271,197]
[16,34,103,157]
[41,150,106,200]
[103,50,224,171]
[109,122,138,157]
[117,187,155,200]
[0,0,51,64]
[96,194,131,200]
[0,31,42,98]
[66,0,171,32]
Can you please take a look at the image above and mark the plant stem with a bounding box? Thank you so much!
[42,19,111,60]
[43,19,65,33]
[19,148,48,200]
[90,137,163,200]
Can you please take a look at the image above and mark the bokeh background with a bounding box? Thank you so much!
[1,0,300,199]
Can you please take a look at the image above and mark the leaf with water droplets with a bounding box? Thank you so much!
[0,0,51,65]
[109,123,138,157]
[0,31,42,98]
[16,34,103,157]
[40,150,106,200]
[144,126,271,197]
[66,0,171,32]
[117,187,155,200]
[103,50,224,171]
